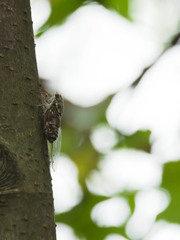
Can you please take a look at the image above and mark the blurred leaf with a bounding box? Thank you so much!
[36,0,85,36]
[52,96,113,187]
[114,130,151,152]
[157,160,180,223]
[62,129,100,187]
[63,96,113,131]
[54,95,138,240]
[36,0,132,37]
[61,126,82,154]
[120,191,136,214]
[96,0,132,20]
[56,192,130,240]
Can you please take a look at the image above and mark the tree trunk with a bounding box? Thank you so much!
[0,0,56,239]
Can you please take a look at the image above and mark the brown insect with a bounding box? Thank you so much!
[44,93,64,163]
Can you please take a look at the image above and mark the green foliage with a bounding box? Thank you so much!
[114,130,151,152]
[36,0,132,36]
[96,0,131,20]
[62,96,112,131]
[54,96,151,239]
[55,192,133,240]
[158,161,180,223]
[37,0,84,36]
[53,93,180,239]
[36,0,180,238]
[64,131,99,186]
[61,96,112,186]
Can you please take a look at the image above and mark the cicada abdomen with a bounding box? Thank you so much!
[44,93,64,165]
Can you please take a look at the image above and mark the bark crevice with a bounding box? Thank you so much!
[0,137,22,192]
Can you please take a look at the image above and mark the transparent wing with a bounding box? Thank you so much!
[53,128,62,156]
[48,128,62,171]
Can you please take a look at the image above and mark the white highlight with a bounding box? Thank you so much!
[90,124,119,153]
[56,223,79,240]
[31,0,51,34]
[130,0,180,42]
[104,234,128,240]
[35,4,160,106]
[126,189,170,239]
[87,149,162,196]
[91,197,130,227]
[144,221,180,240]
[107,46,180,161]
[51,155,83,213]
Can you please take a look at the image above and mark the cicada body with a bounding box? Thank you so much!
[44,93,64,164]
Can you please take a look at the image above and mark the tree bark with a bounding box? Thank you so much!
[0,0,56,239]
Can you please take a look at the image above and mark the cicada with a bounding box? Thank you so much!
[44,93,64,165]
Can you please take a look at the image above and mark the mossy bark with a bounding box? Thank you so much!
[0,0,56,239]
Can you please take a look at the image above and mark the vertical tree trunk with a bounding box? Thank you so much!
[0,0,56,239]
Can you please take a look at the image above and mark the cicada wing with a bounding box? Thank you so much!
[48,128,62,171]
[47,142,57,171]
[52,128,62,156]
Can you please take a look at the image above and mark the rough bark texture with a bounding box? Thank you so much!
[0,0,56,239]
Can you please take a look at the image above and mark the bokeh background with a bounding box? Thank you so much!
[31,0,180,239]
